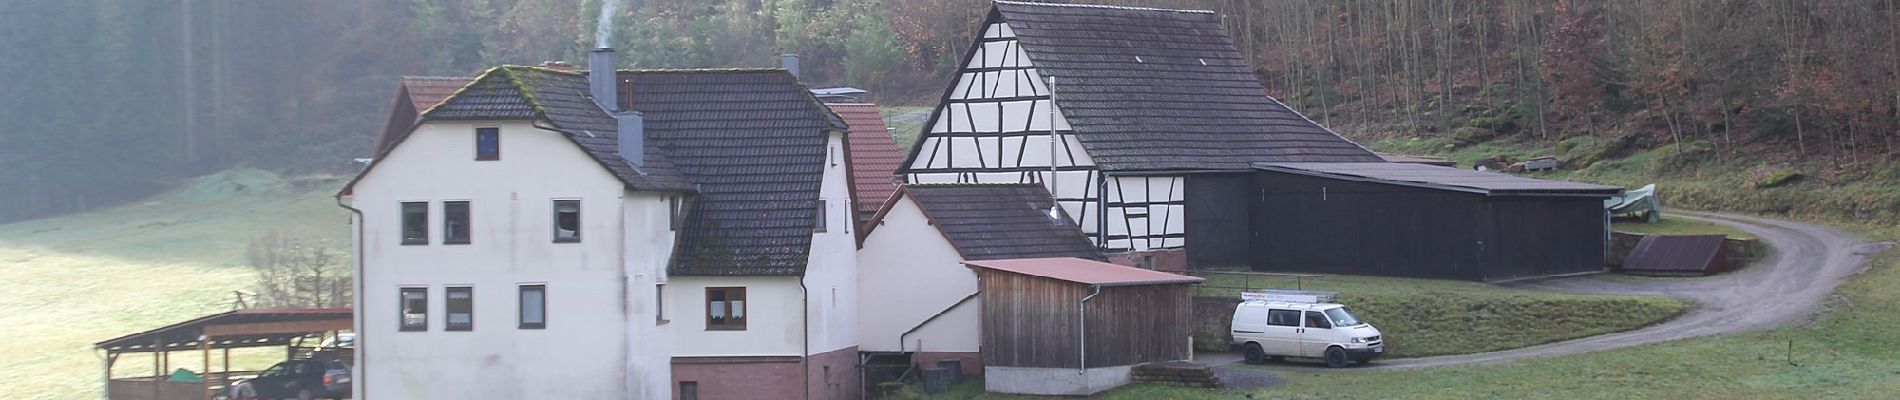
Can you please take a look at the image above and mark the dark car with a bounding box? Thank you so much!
[225,359,351,400]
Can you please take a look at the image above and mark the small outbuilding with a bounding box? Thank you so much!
[1622,235,1730,275]
[1251,162,1623,281]
[964,257,1202,396]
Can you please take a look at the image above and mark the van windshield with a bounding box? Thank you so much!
[1325,307,1363,327]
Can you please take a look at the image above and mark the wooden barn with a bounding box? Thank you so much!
[964,257,1202,395]
[1250,163,1623,281]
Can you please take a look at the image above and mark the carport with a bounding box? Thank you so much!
[94,308,352,400]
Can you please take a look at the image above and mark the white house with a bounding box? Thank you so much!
[342,48,858,399]
[899,1,1385,267]
[856,183,1100,376]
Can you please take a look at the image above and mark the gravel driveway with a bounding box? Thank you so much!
[1212,212,1889,371]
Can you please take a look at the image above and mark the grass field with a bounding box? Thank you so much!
[1613,216,1757,240]
[0,169,348,399]
[881,106,933,150]
[1195,274,1684,358]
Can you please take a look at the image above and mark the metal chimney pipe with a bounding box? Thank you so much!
[590,48,617,111]
[618,110,644,167]
[780,53,801,79]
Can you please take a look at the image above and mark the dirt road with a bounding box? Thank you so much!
[1214,212,1888,370]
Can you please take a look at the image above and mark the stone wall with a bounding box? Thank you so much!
[1190,296,1241,352]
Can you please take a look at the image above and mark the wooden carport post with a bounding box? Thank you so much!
[151,337,161,400]
[201,335,211,400]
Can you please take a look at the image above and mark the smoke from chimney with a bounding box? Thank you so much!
[596,0,621,49]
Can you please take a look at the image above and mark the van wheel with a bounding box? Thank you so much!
[1242,343,1266,364]
[1323,347,1350,368]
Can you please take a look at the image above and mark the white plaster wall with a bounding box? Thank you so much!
[856,196,982,353]
[803,132,861,354]
[664,276,807,357]
[622,193,677,399]
[351,120,662,398]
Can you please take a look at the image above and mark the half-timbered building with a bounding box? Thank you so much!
[900,1,1383,266]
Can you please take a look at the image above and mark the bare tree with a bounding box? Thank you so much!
[247,231,351,308]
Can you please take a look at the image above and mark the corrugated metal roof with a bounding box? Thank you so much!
[1255,162,1623,196]
[904,184,1102,261]
[965,257,1203,287]
[96,308,352,353]
[828,103,904,218]
[989,1,1383,171]
[1624,235,1728,273]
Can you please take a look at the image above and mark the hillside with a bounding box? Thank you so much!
[0,169,348,399]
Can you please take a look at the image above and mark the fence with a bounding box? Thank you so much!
[1184,270,1327,298]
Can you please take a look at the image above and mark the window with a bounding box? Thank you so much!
[679,382,699,400]
[553,200,581,242]
[475,127,500,160]
[519,285,546,329]
[444,201,471,244]
[401,202,428,245]
[446,287,473,331]
[656,284,667,323]
[814,198,828,233]
[1266,309,1299,327]
[400,287,428,331]
[706,287,747,330]
[1304,311,1332,329]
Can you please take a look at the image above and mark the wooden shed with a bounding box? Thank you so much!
[1250,162,1624,281]
[964,257,1203,396]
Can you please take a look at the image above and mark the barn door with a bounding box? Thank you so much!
[1185,174,1251,268]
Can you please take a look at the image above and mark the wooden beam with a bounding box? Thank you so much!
[203,319,351,337]
[201,338,211,400]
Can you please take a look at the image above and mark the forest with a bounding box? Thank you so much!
[3,0,1897,223]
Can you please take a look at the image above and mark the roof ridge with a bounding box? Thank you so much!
[621,67,790,73]
[994,0,1215,14]
[908,182,1046,188]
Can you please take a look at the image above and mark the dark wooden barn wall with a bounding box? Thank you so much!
[1249,171,1606,281]
[1185,173,1252,268]
[1481,197,1609,279]
[978,271,1194,369]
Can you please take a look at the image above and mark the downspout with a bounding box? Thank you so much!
[333,193,366,397]
[1078,285,1102,374]
[800,278,811,400]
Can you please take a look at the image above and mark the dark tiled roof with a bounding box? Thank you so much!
[993,1,1383,171]
[905,184,1102,261]
[828,103,904,218]
[1255,162,1624,196]
[425,67,696,192]
[625,69,847,276]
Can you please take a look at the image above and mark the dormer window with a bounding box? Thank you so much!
[476,127,500,160]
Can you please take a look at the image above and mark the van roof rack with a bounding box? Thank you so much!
[1241,290,1338,303]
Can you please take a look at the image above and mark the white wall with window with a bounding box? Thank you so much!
[350,121,678,399]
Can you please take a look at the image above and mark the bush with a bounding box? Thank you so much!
[1453,126,1499,144]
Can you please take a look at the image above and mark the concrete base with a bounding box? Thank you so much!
[983,365,1132,396]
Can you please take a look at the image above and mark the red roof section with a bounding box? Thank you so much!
[403,76,472,111]
[964,257,1204,287]
[829,103,905,217]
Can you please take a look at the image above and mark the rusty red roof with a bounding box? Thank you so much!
[402,76,472,111]
[829,103,904,217]
[964,257,1203,287]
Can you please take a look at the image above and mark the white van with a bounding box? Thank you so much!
[1230,300,1383,367]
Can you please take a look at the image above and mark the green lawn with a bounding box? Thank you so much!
[1613,215,1756,240]
[881,106,933,150]
[1195,274,1684,358]
[0,169,349,399]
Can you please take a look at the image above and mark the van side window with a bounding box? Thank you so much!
[1267,309,1300,327]
[1305,311,1332,329]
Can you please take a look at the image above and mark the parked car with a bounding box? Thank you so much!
[224,359,352,400]
[1231,300,1384,368]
